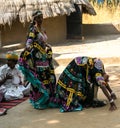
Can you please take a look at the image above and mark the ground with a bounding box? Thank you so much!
[0,34,120,128]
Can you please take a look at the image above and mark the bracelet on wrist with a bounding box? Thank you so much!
[109,99,114,103]
[111,92,114,95]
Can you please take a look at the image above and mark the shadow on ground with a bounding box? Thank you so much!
[53,34,120,47]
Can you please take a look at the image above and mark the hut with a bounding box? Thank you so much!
[0,0,96,48]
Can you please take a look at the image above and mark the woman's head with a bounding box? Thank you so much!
[94,58,104,70]
[32,10,43,26]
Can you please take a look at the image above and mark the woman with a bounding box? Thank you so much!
[56,56,117,112]
[19,10,57,109]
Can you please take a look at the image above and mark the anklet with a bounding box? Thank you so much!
[109,99,114,103]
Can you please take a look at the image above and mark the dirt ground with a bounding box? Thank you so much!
[0,34,120,128]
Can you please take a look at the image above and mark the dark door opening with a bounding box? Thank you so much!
[67,4,82,39]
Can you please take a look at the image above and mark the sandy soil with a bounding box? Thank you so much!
[0,65,120,128]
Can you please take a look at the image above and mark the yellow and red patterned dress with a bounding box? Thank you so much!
[19,24,57,109]
[56,56,105,112]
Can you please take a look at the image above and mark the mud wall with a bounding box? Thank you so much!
[0,15,66,46]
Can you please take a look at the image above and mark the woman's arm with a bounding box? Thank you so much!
[26,26,37,49]
[95,73,117,111]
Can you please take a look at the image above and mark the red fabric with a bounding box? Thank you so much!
[0,97,28,109]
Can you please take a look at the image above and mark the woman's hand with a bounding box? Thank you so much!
[109,100,117,111]
[98,80,107,86]
[103,73,109,82]
[46,43,51,48]
[111,93,117,100]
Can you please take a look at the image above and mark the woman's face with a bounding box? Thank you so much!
[34,15,43,26]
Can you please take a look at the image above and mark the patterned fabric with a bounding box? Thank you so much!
[94,58,104,70]
[56,56,105,112]
[18,25,57,109]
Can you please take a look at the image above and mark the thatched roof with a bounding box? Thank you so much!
[0,0,96,25]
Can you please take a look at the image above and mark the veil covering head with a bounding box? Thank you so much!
[94,58,103,70]
[32,10,43,19]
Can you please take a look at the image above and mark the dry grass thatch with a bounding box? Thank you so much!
[83,1,120,24]
[0,0,96,26]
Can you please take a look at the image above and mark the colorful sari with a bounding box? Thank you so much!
[56,56,105,112]
[19,25,58,109]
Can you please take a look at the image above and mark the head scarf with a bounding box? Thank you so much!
[6,51,18,60]
[94,58,103,70]
[32,10,43,18]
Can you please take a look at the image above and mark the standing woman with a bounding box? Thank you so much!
[19,10,57,109]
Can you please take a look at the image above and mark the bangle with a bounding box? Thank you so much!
[111,92,114,95]
[109,99,114,103]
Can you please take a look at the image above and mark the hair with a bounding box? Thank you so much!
[29,10,43,28]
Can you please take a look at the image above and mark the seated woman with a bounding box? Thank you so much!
[56,56,117,112]
[0,51,30,101]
